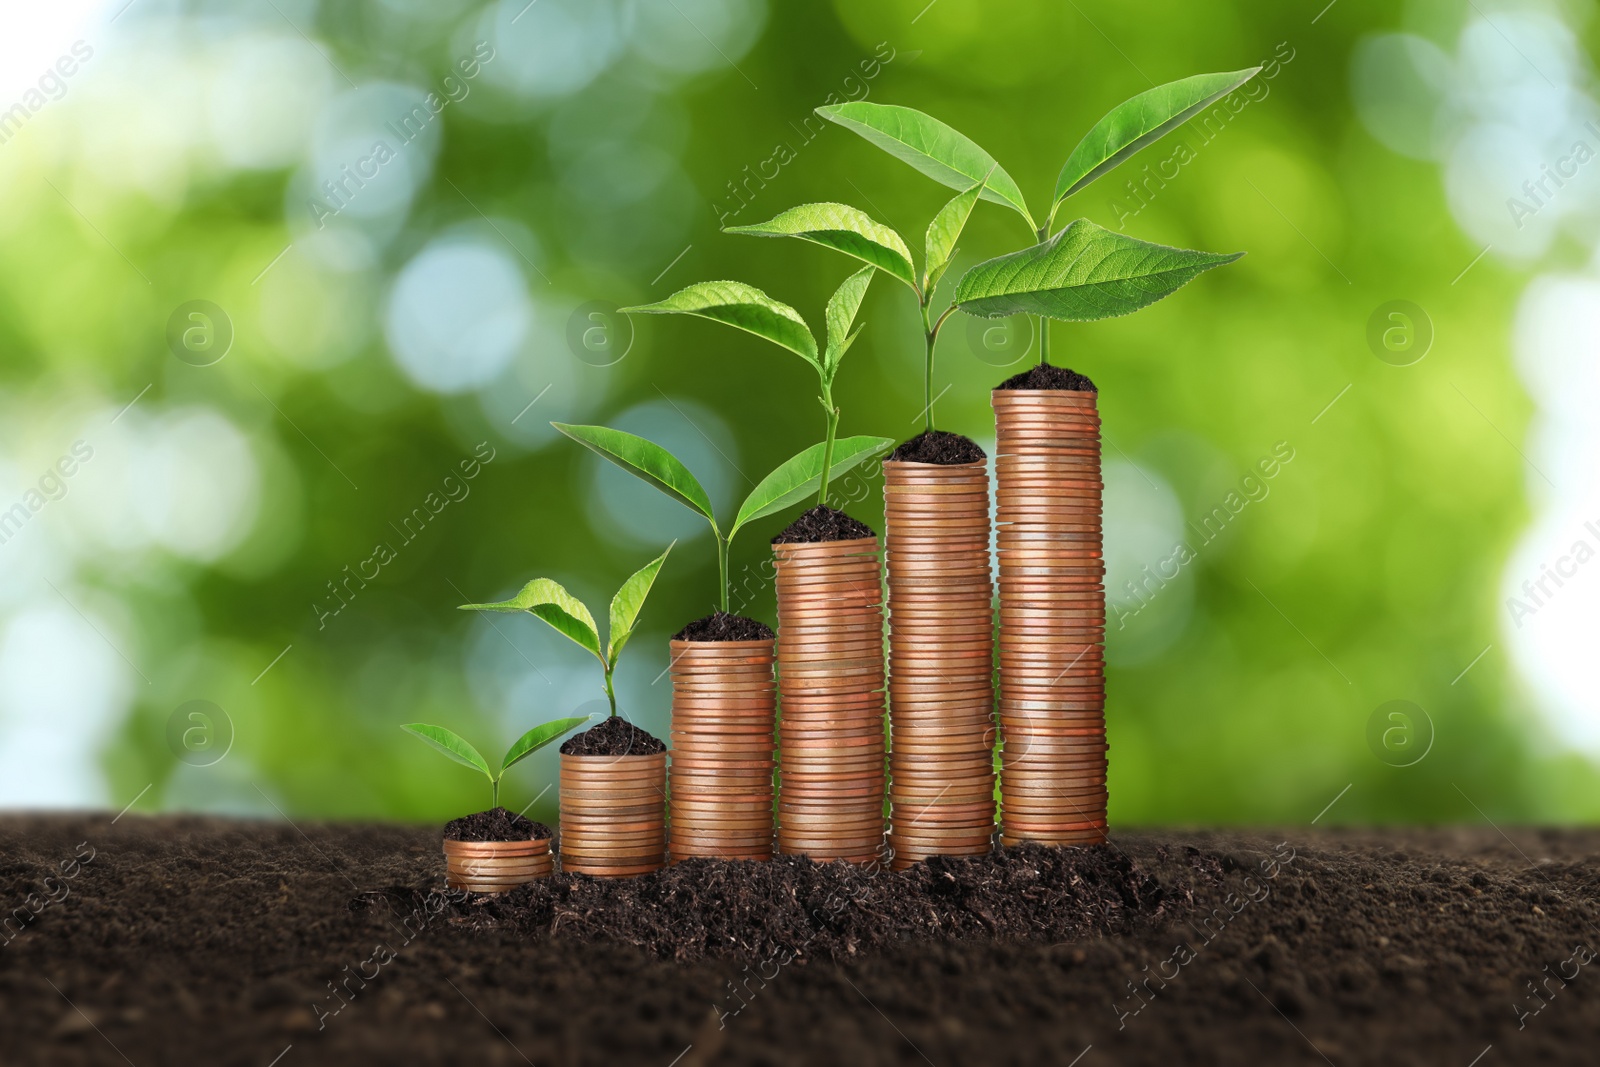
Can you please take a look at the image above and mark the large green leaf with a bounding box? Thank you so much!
[401,724,492,780]
[552,423,715,524]
[459,577,603,660]
[726,203,916,291]
[923,175,989,294]
[953,218,1243,322]
[606,543,672,667]
[500,716,590,773]
[729,435,894,540]
[1052,68,1262,209]
[823,265,875,376]
[621,281,818,369]
[815,102,1033,228]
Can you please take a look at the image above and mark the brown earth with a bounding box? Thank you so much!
[2,815,1597,1066]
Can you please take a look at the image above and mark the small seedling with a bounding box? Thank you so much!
[459,545,672,718]
[766,69,1261,382]
[620,268,887,512]
[553,423,891,613]
[400,718,588,809]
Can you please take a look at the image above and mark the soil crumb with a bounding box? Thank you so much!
[773,505,876,544]
[674,612,775,642]
[386,843,1177,963]
[443,807,551,842]
[998,364,1097,392]
[888,430,986,465]
[559,716,667,756]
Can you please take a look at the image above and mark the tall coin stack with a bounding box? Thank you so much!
[773,538,886,863]
[667,638,776,862]
[992,387,1108,846]
[883,459,996,869]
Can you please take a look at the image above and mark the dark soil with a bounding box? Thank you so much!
[5,816,1600,1065]
[558,716,666,756]
[887,430,987,465]
[998,363,1098,391]
[442,808,551,842]
[772,505,876,544]
[673,612,775,642]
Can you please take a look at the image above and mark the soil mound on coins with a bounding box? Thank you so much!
[772,505,876,544]
[559,716,667,756]
[391,843,1175,963]
[443,808,551,842]
[888,430,987,465]
[998,364,1097,391]
[674,612,775,642]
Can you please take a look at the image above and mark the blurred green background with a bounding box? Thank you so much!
[3,0,1599,828]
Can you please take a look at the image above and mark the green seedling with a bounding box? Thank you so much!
[729,69,1257,406]
[459,544,672,718]
[724,176,992,432]
[620,268,888,514]
[552,422,892,613]
[400,717,588,809]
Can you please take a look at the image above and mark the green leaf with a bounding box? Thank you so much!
[401,724,492,780]
[816,102,1034,228]
[729,435,894,540]
[953,218,1243,322]
[726,203,916,292]
[823,265,875,376]
[459,577,603,661]
[500,716,590,774]
[552,423,716,525]
[607,543,672,667]
[1052,67,1262,209]
[923,174,989,294]
[621,280,818,369]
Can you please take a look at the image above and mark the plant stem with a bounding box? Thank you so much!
[921,299,936,433]
[817,384,839,509]
[717,532,730,614]
[604,668,617,718]
[491,777,499,809]
[1036,225,1051,367]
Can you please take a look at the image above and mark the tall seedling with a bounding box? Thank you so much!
[620,268,887,518]
[459,545,672,718]
[553,421,891,615]
[797,69,1258,371]
[724,176,991,432]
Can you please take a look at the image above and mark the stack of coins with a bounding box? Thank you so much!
[668,638,776,861]
[774,538,886,863]
[992,388,1108,846]
[442,837,553,893]
[558,751,667,876]
[883,459,996,869]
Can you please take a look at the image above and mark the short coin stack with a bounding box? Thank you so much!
[774,538,886,863]
[992,387,1108,846]
[559,751,668,876]
[442,837,553,893]
[668,638,776,861]
[883,459,996,869]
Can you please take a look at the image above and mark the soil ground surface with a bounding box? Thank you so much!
[3,816,1598,1065]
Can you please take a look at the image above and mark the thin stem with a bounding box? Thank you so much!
[717,532,730,614]
[920,299,935,433]
[491,776,499,809]
[604,667,617,718]
[1035,225,1051,367]
[817,384,839,509]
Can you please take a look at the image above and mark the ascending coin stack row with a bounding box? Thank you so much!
[993,388,1109,847]
[773,537,887,863]
[883,459,997,869]
[667,638,777,861]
